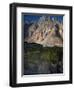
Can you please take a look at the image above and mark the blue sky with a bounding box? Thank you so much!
[23,14,63,23]
[23,15,41,23]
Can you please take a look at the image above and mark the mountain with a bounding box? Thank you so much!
[24,16,63,47]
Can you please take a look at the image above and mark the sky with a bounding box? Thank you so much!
[23,14,41,23]
[23,14,63,24]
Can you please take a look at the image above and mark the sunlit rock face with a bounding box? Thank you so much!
[24,16,63,47]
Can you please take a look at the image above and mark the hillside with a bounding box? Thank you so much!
[24,42,63,75]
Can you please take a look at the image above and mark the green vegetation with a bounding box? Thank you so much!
[24,42,63,64]
[24,42,63,74]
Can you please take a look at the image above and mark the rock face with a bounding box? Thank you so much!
[24,16,63,47]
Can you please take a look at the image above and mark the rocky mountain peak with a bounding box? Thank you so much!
[24,16,63,47]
